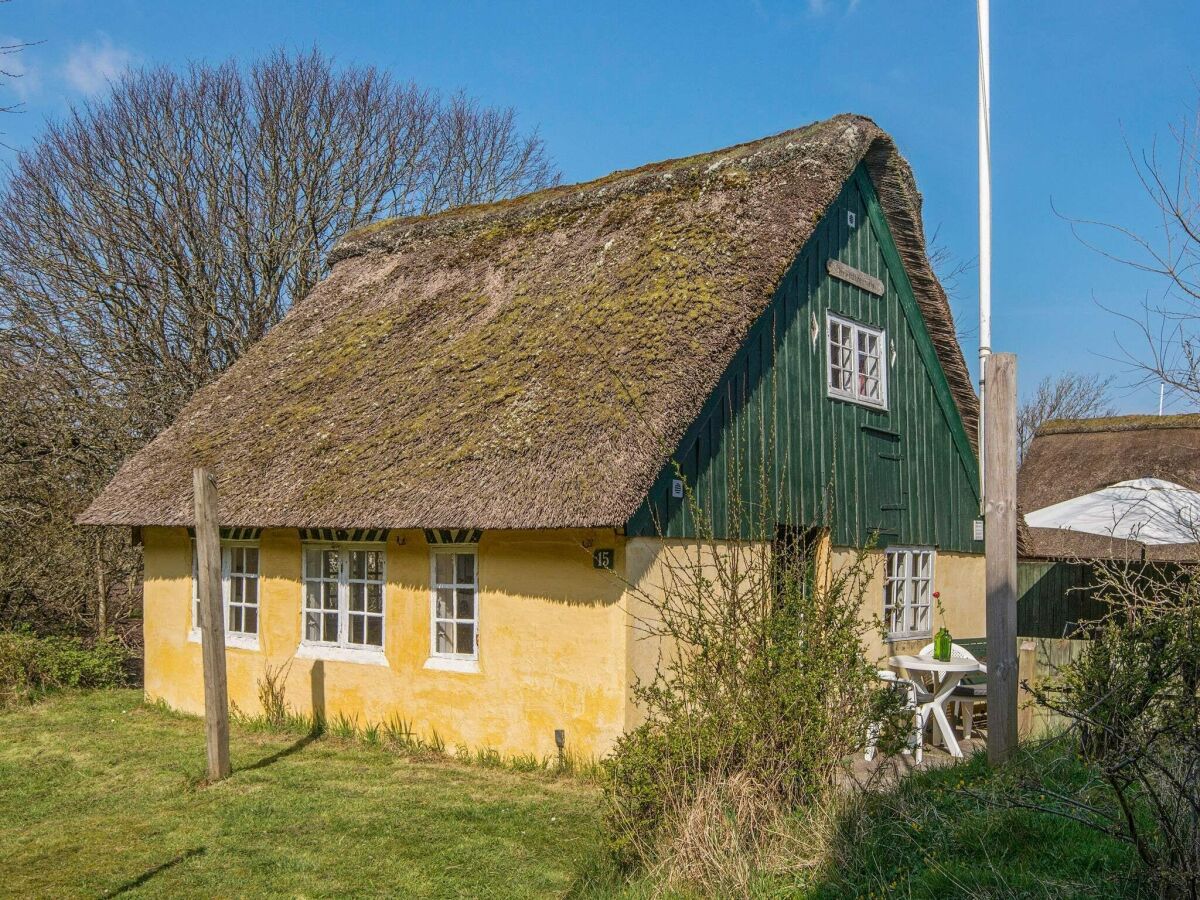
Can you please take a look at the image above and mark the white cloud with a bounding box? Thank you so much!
[807,0,860,14]
[63,36,134,95]
[0,36,41,103]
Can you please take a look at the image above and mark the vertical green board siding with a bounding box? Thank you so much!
[1016,561,1103,638]
[628,165,982,552]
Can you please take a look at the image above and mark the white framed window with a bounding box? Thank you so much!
[827,312,887,409]
[430,548,478,661]
[301,545,386,650]
[884,547,934,639]
[191,541,260,646]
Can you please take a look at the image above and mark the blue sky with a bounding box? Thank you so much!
[3,0,1197,412]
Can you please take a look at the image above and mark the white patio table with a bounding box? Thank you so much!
[888,655,982,758]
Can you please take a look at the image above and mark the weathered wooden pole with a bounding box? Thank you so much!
[95,531,108,640]
[984,353,1018,764]
[193,467,231,781]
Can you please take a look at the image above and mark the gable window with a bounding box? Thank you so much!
[191,541,260,648]
[827,312,886,409]
[884,547,934,639]
[431,549,478,661]
[302,545,385,650]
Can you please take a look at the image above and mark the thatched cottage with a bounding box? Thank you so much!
[80,114,986,759]
[1021,414,1200,562]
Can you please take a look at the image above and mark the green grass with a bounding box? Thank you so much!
[0,692,1147,899]
[0,690,610,898]
[796,746,1148,899]
[597,744,1148,899]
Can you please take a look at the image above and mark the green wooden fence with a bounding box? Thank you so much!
[1016,560,1107,639]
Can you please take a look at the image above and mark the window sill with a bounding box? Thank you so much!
[886,632,932,644]
[296,643,388,667]
[423,656,480,674]
[828,390,889,412]
[188,628,260,651]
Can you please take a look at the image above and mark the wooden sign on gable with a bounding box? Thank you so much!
[826,259,885,297]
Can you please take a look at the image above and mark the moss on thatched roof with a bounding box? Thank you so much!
[1038,413,1200,435]
[79,114,976,530]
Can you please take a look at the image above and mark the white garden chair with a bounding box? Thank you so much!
[918,642,988,739]
[865,669,933,765]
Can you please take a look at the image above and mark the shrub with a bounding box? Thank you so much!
[257,659,293,728]
[602,510,906,881]
[0,630,130,706]
[1031,561,1200,898]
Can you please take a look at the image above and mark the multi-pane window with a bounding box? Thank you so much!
[226,546,260,634]
[884,547,934,638]
[303,548,340,643]
[302,546,385,649]
[827,312,887,409]
[431,550,477,659]
[192,542,260,638]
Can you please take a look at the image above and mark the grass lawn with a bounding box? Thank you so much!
[0,690,610,898]
[798,747,1148,899]
[0,691,1147,898]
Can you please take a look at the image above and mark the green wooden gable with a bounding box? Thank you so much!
[627,164,982,552]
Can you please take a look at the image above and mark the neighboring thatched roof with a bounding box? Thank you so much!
[1020,414,1200,513]
[1025,526,1200,563]
[79,114,977,530]
[1020,414,1200,562]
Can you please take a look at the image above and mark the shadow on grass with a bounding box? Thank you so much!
[103,847,206,897]
[240,730,320,773]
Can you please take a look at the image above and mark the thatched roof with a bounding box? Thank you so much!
[79,114,977,530]
[1025,526,1200,563]
[1020,414,1200,561]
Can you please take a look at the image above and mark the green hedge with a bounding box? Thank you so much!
[0,631,131,707]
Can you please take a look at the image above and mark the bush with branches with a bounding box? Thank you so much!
[1031,561,1200,898]
[602,492,906,890]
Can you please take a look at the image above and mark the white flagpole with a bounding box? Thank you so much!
[978,0,992,501]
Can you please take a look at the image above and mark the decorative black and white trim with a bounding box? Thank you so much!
[298,528,389,544]
[423,528,483,545]
[186,526,263,541]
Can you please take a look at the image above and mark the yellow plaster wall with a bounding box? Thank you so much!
[621,539,986,724]
[141,526,629,760]
[142,527,985,759]
[622,537,755,730]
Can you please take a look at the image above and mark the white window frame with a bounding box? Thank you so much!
[190,540,260,651]
[427,545,479,672]
[826,311,887,410]
[884,546,935,640]
[299,542,387,663]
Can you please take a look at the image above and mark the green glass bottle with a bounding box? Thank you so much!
[933,626,952,661]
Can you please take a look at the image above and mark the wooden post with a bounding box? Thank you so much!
[95,531,108,640]
[193,467,231,781]
[1017,639,1036,739]
[984,353,1018,764]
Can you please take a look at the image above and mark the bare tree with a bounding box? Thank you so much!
[1064,97,1200,409]
[0,48,558,641]
[1018,372,1116,461]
